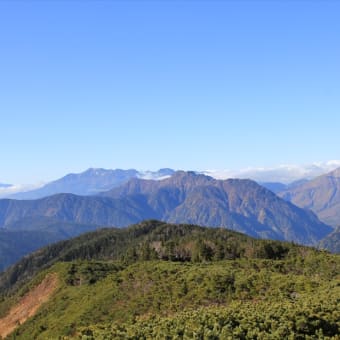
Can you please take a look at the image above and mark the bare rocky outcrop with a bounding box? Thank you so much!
[0,273,58,339]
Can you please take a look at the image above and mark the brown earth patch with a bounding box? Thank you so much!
[0,273,58,339]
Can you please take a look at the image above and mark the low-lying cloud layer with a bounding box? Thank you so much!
[203,160,340,184]
[0,183,45,198]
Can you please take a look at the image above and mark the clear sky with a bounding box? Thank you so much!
[1,1,339,184]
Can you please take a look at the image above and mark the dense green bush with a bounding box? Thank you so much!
[5,256,339,339]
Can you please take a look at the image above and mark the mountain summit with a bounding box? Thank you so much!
[9,168,175,199]
[102,171,331,245]
[0,172,333,269]
[279,166,340,227]
[0,172,331,247]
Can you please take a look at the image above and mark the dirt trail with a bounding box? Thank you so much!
[0,273,58,339]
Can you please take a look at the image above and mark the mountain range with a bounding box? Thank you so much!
[8,168,175,199]
[259,179,309,194]
[2,161,340,199]
[103,171,331,244]
[0,217,99,272]
[0,172,331,245]
[203,160,340,183]
[278,167,340,227]
[0,168,339,271]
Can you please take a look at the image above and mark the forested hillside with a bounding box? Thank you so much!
[0,221,338,339]
[0,220,294,292]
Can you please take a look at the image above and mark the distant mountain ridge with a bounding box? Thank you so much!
[0,217,100,271]
[9,168,175,199]
[101,171,331,245]
[0,172,334,269]
[0,172,332,248]
[203,160,340,183]
[0,193,152,228]
[279,167,340,227]
[260,179,310,194]
[4,161,340,199]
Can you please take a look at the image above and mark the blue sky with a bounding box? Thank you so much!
[1,1,339,183]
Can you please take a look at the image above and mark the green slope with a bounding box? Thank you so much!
[0,220,305,293]
[3,257,339,339]
[0,221,339,339]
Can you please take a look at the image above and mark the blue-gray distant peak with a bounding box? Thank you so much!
[278,166,340,227]
[0,170,333,270]
[9,168,176,199]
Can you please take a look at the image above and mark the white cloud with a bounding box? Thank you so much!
[0,182,45,198]
[137,171,172,181]
[1,160,340,198]
[202,160,340,184]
